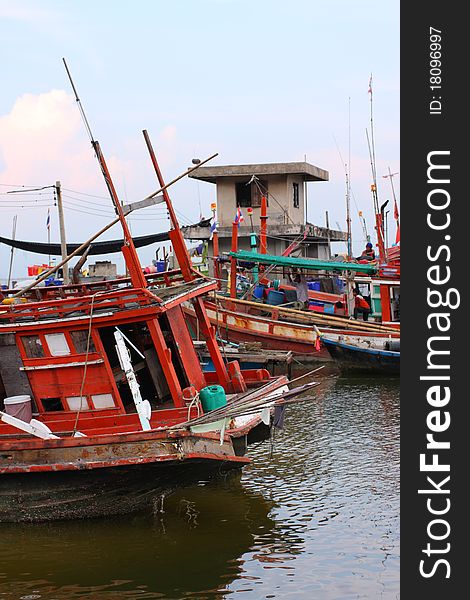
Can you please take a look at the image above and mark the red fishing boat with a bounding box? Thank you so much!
[0,118,313,521]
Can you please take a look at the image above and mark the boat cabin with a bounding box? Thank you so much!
[0,271,261,436]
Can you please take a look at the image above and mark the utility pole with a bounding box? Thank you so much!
[7,215,18,288]
[55,180,69,284]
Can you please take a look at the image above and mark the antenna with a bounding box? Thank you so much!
[62,58,147,288]
[346,96,352,257]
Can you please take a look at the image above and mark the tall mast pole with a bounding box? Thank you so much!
[141,129,231,389]
[345,172,352,258]
[142,129,195,282]
[366,74,386,262]
[63,58,147,289]
[346,97,352,258]
[384,167,400,224]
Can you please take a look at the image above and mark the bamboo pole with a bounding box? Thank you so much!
[216,295,398,334]
[12,217,121,298]
[12,159,215,300]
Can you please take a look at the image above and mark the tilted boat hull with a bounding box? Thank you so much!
[0,425,256,522]
[322,338,400,374]
[0,457,244,523]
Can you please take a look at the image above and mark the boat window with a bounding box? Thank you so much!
[41,397,64,412]
[21,335,45,359]
[70,330,96,354]
[44,333,71,357]
[65,396,89,411]
[91,393,115,409]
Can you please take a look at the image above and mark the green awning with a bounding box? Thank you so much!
[228,250,378,275]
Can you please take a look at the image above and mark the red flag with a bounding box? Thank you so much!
[394,199,399,221]
[395,224,400,244]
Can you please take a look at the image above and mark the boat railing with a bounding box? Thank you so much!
[0,268,195,302]
[1,276,219,324]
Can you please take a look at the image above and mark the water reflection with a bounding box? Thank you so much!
[0,477,304,599]
[234,371,400,599]
[0,372,399,599]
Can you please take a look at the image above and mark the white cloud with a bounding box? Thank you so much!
[0,90,99,189]
[0,0,56,23]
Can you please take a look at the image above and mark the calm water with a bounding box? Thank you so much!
[0,370,400,599]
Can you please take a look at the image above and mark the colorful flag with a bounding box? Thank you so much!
[209,219,218,240]
[46,208,51,230]
[234,206,244,226]
[393,198,399,221]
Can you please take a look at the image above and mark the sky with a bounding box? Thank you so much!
[0,0,399,282]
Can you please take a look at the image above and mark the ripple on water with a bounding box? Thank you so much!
[0,373,399,599]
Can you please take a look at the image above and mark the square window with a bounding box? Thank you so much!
[66,396,89,411]
[21,336,45,358]
[45,333,71,357]
[42,397,63,412]
[91,394,115,409]
[70,330,96,354]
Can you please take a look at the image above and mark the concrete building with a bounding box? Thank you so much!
[88,260,117,278]
[184,162,347,267]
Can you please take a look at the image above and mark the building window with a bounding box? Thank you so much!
[293,182,300,208]
[235,180,268,208]
[236,181,251,207]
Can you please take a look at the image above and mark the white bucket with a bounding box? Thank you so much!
[4,395,33,423]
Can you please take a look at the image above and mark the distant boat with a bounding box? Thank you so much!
[321,334,399,374]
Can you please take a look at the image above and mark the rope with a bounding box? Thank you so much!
[72,291,100,435]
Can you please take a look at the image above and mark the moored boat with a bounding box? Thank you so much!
[321,334,400,374]
[0,113,315,521]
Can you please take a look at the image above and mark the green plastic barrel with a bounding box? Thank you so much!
[199,385,227,412]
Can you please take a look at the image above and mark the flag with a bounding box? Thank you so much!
[209,219,218,240]
[234,206,244,226]
[393,197,400,244]
[368,74,373,95]
[46,208,51,231]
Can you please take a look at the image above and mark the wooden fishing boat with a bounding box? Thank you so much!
[320,333,400,374]
[0,117,314,521]
[183,248,400,363]
[183,207,400,363]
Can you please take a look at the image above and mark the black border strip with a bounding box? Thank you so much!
[401,5,464,596]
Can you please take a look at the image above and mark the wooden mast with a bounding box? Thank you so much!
[142,130,231,390]
[230,222,238,299]
[63,58,147,289]
[92,140,148,289]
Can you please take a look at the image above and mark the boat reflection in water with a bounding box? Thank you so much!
[0,371,399,599]
[0,477,303,599]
